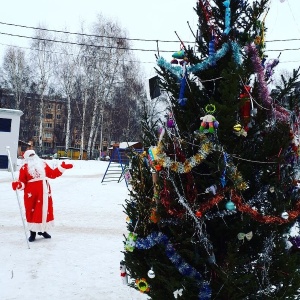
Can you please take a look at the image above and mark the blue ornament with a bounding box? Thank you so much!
[178,67,188,107]
[209,37,216,66]
[225,200,236,210]
[223,0,231,35]
[172,50,185,59]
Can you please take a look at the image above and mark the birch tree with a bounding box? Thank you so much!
[29,27,55,154]
[53,33,81,152]
[82,15,131,159]
[1,47,30,109]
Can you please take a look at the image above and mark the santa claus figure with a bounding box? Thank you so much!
[12,149,73,242]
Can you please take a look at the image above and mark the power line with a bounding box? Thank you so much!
[0,31,171,53]
[267,38,300,42]
[0,21,184,44]
[0,41,156,65]
[0,38,299,69]
[1,30,300,55]
[1,20,300,44]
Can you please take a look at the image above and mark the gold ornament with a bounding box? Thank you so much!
[233,123,242,132]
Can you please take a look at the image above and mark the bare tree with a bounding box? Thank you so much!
[29,26,55,154]
[1,47,30,109]
[82,15,131,159]
[53,32,81,152]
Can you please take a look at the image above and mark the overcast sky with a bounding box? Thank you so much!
[0,0,299,80]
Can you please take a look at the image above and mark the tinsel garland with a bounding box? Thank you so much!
[204,209,237,220]
[244,43,290,122]
[231,190,300,224]
[196,192,227,215]
[196,188,300,224]
[157,41,242,79]
[134,231,212,300]
[155,135,213,173]
[153,134,248,190]
[226,160,248,190]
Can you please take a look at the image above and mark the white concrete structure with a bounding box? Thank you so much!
[0,108,23,171]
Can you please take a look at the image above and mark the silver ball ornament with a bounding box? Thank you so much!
[269,186,275,193]
[281,211,289,220]
[250,108,257,117]
[147,269,155,279]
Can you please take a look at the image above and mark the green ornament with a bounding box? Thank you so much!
[125,232,137,252]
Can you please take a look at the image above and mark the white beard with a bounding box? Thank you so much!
[27,156,46,178]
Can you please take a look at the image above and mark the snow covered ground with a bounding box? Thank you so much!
[0,159,148,300]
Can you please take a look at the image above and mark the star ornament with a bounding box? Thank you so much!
[173,288,183,298]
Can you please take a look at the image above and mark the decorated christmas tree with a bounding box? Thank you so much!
[122,0,300,299]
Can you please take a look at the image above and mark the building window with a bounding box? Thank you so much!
[57,104,61,110]
[47,104,52,109]
[0,118,12,132]
[45,113,53,119]
[44,132,52,138]
[56,114,61,119]
[45,123,52,128]
[0,155,8,169]
[43,142,52,148]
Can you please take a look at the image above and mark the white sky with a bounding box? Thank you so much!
[0,0,299,80]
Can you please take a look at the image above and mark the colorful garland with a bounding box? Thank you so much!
[134,231,212,300]
[230,190,300,224]
[157,41,242,79]
[244,43,290,122]
[152,134,248,190]
[195,188,300,224]
[154,134,213,173]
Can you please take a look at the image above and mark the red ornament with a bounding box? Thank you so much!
[240,85,252,128]
[195,210,202,218]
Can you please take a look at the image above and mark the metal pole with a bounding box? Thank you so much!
[6,146,30,249]
[99,109,104,158]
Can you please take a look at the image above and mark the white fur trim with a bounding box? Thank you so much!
[27,220,54,232]
[24,150,36,160]
[18,182,25,191]
[42,180,48,226]
[58,165,66,173]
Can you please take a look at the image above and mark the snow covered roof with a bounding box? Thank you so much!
[119,142,140,149]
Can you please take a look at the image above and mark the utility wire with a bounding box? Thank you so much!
[0,20,300,44]
[0,42,155,65]
[2,41,299,66]
[0,31,173,53]
[0,21,186,43]
[0,30,299,55]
